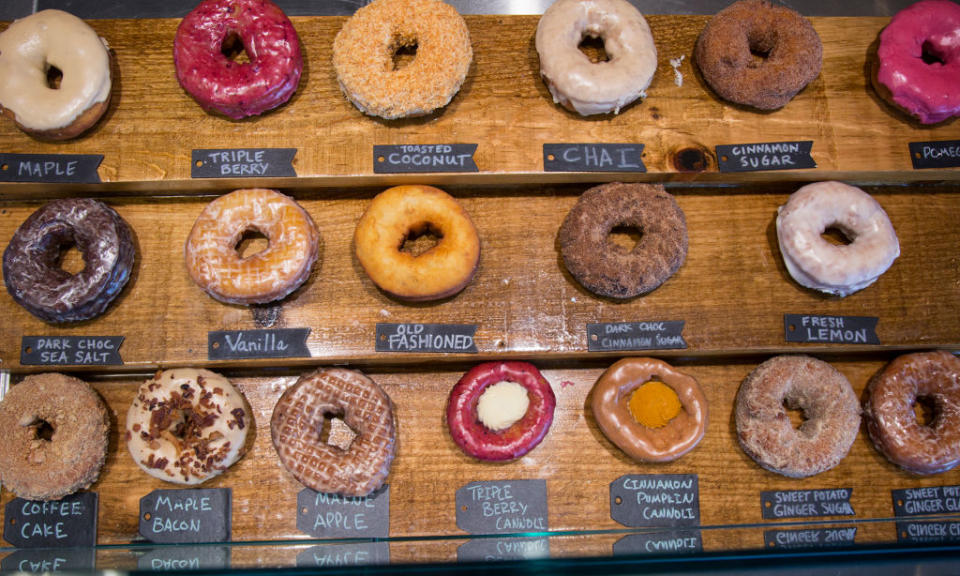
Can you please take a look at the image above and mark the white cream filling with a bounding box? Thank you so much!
[477,381,530,431]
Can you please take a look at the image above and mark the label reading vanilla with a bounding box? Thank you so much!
[296,485,390,539]
[610,474,700,528]
[716,141,815,172]
[455,480,548,535]
[139,488,231,544]
[0,153,102,183]
[208,328,311,360]
[543,143,646,172]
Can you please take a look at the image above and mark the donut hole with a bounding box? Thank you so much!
[821,225,854,246]
[746,31,776,68]
[782,398,808,429]
[318,411,357,451]
[400,222,442,257]
[913,395,939,427]
[921,40,946,66]
[45,64,63,90]
[56,242,87,276]
[29,418,56,442]
[390,36,418,71]
[607,225,643,252]
[234,228,270,259]
[221,32,251,65]
[578,34,610,63]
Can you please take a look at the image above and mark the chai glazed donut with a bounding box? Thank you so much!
[873,0,960,124]
[185,188,319,305]
[0,10,112,140]
[535,0,657,115]
[694,0,822,110]
[0,373,109,501]
[591,358,707,463]
[332,0,473,119]
[3,198,135,323]
[125,369,251,485]
[863,351,960,475]
[559,183,687,299]
[174,0,303,119]
[354,185,480,301]
[776,182,900,297]
[446,362,557,461]
[271,368,397,497]
[736,356,860,478]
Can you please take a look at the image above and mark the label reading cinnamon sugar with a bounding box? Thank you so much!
[4,493,98,548]
[296,485,390,539]
[139,488,231,544]
[716,141,815,172]
[610,474,700,528]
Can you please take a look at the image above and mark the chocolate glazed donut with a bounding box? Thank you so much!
[3,198,135,323]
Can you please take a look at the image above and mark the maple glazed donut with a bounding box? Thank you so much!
[125,369,251,485]
[0,373,109,501]
[446,362,557,461]
[185,188,319,305]
[174,0,303,119]
[776,181,900,297]
[535,0,657,115]
[559,182,687,299]
[694,0,822,110]
[271,368,397,497]
[354,185,480,301]
[3,198,135,323]
[0,10,112,140]
[332,0,473,119]
[736,356,860,478]
[591,358,707,463]
[873,0,960,124]
[863,351,960,475]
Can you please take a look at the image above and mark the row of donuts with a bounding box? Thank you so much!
[0,0,957,141]
[2,350,957,503]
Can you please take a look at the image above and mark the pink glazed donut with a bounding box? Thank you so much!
[874,0,960,124]
[174,0,302,119]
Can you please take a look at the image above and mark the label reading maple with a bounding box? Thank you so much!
[0,153,102,183]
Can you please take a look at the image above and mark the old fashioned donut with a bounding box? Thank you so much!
[354,185,480,301]
[559,182,687,299]
[873,0,960,124]
[591,358,707,463]
[271,368,396,497]
[125,369,251,485]
[333,0,472,119]
[174,0,303,119]
[536,0,657,115]
[0,373,109,501]
[185,188,319,305]
[736,356,860,478]
[0,10,112,140]
[776,181,900,297]
[3,198,135,323]
[446,362,556,461]
[863,351,960,475]
[694,0,822,110]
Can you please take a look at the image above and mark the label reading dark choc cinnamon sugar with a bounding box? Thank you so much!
[4,492,98,548]
[0,153,102,183]
[588,321,687,352]
[296,485,390,539]
[139,488,231,544]
[716,141,815,172]
[909,140,960,169]
[21,335,123,366]
[543,143,645,172]
[610,474,700,528]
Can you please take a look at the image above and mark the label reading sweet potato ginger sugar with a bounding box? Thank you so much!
[761,488,855,519]
[191,148,297,178]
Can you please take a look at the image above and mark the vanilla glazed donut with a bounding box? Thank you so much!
[125,369,251,485]
[185,188,319,305]
[536,0,657,115]
[776,181,900,297]
[0,10,112,139]
[333,0,473,119]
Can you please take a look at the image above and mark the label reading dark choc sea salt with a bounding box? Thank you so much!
[374,144,478,173]
[21,336,123,366]
[192,148,296,178]
[376,323,477,353]
[455,480,548,535]
[0,153,102,183]
[139,488,231,544]
[543,143,646,172]
[892,485,960,517]
[610,474,700,528]
[909,140,960,169]
[297,485,390,538]
[716,141,815,172]
[208,328,311,360]
[761,488,855,519]
[588,321,686,352]
[4,493,98,548]
[784,314,879,345]
[764,526,857,549]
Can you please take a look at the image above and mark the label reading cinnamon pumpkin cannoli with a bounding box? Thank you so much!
[610,474,700,528]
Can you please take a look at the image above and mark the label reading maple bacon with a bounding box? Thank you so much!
[139,488,231,544]
[716,141,815,172]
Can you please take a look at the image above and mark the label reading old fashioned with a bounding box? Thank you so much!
[543,143,646,172]
[192,148,297,178]
[375,323,478,353]
[716,141,815,172]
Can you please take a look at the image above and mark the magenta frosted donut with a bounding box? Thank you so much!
[174,0,302,119]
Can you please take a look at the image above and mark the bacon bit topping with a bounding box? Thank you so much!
[230,408,246,430]
[132,423,141,432]
[144,454,169,470]
[213,387,224,396]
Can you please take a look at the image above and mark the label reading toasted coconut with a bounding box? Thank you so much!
[1,548,95,572]
[457,537,550,562]
[296,485,390,539]
[3,493,98,548]
[375,323,477,353]
[610,474,700,528]
[0,153,102,183]
[373,144,478,173]
[896,520,960,544]
[909,140,960,169]
[761,488,855,520]
[455,480,548,535]
[543,143,646,172]
[613,530,703,556]
[764,527,857,550]
[191,148,297,178]
[716,141,815,172]
[138,488,231,544]
[136,546,231,572]
[783,315,880,345]
[892,485,960,517]
[296,542,390,568]
[587,321,687,352]
[21,336,123,366]
[208,328,311,360]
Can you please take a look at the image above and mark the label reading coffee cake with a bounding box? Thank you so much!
[4,493,98,548]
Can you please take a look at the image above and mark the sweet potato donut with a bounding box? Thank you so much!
[174,0,303,119]
[558,182,687,299]
[736,356,860,478]
[0,373,109,501]
[591,358,707,463]
[3,198,135,323]
[271,368,397,497]
[354,185,480,301]
[333,0,473,119]
[446,362,557,461]
[185,188,319,305]
[694,0,822,110]
[863,351,960,475]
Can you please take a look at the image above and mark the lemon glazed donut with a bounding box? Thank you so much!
[0,10,112,140]
[333,0,473,119]
[535,0,657,116]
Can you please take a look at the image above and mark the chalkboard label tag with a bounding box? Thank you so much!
[137,546,231,571]
[208,328,310,360]
[0,153,102,183]
[543,143,646,172]
[297,485,390,539]
[610,474,700,528]
[21,335,124,366]
[296,542,390,568]
[897,520,960,544]
[716,141,815,172]
[588,321,687,352]
[909,140,960,169]
[139,488,231,544]
[784,314,880,345]
[376,323,477,353]
[2,548,96,572]
[764,526,857,550]
[457,537,550,562]
[761,488,855,519]
[4,492,98,548]
[373,144,478,173]
[192,148,296,178]
[613,530,703,556]
[892,485,960,517]
[455,480,548,535]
